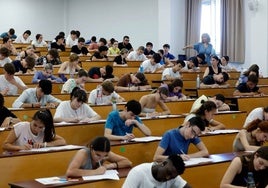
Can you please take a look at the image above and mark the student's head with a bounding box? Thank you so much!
[246,119,268,143]
[163,44,170,52]
[244,64,259,77]
[25,45,35,55]
[102,65,113,77]
[76,69,88,84]
[31,109,55,142]
[42,63,53,77]
[201,33,211,43]
[168,79,183,94]
[77,37,85,46]
[154,154,185,182]
[22,56,35,70]
[101,81,114,95]
[252,146,268,171]
[70,30,78,39]
[88,136,111,163]
[58,31,65,37]
[55,35,64,43]
[70,87,87,110]
[197,53,205,64]
[35,34,43,41]
[91,36,97,42]
[123,36,130,44]
[184,116,206,139]
[133,72,147,85]
[150,53,161,64]
[195,101,217,123]
[120,48,128,58]
[3,36,12,44]
[246,74,259,89]
[212,94,225,108]
[111,40,118,48]
[214,72,229,84]
[221,56,229,66]
[145,42,153,51]
[210,55,220,66]
[47,48,60,61]
[125,100,141,117]
[37,80,52,98]
[137,46,145,55]
[8,28,15,35]
[23,30,31,39]
[3,63,15,77]
[173,60,186,71]
[98,45,108,55]
[0,93,4,108]
[69,53,79,63]
[98,37,107,46]
[157,87,169,101]
[0,47,10,59]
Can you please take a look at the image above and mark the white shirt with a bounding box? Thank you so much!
[127,51,147,61]
[88,87,120,105]
[0,57,12,67]
[54,100,98,120]
[141,59,162,73]
[161,67,181,80]
[0,75,26,95]
[31,40,47,47]
[122,163,187,188]
[14,35,31,43]
[243,107,264,128]
[66,35,78,47]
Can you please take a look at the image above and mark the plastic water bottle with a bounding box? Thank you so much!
[47,41,51,51]
[139,65,144,73]
[43,57,47,66]
[95,87,102,105]
[196,74,200,89]
[111,91,117,111]
[247,172,256,188]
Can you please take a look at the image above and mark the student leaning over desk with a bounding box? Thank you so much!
[66,136,132,177]
[2,109,66,152]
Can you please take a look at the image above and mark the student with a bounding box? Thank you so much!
[17,45,39,61]
[14,30,31,44]
[202,55,222,78]
[184,101,226,131]
[31,34,47,47]
[160,78,187,101]
[0,47,12,67]
[200,72,230,88]
[0,93,20,127]
[127,46,147,61]
[61,69,88,93]
[32,63,63,83]
[88,81,125,105]
[243,106,268,128]
[54,87,101,123]
[51,35,66,52]
[66,136,132,177]
[163,44,175,60]
[161,60,185,81]
[122,155,191,188]
[0,28,17,39]
[36,48,62,65]
[220,55,234,72]
[71,37,89,55]
[118,36,133,52]
[220,146,268,188]
[104,100,151,141]
[2,109,66,151]
[143,42,155,58]
[139,87,171,117]
[233,119,268,152]
[233,74,262,97]
[115,72,151,92]
[139,53,162,73]
[88,65,116,82]
[12,56,36,74]
[153,116,208,162]
[108,40,120,55]
[113,48,128,66]
[90,45,109,61]
[66,30,78,48]
[0,63,27,96]
[0,36,18,55]
[12,80,61,108]
[58,53,81,81]
[236,64,260,86]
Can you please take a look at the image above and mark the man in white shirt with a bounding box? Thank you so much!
[243,106,268,128]
[14,30,31,43]
[162,60,185,81]
[127,46,147,61]
[122,154,191,188]
[65,30,78,47]
[140,53,162,73]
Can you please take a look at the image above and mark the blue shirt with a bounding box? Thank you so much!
[0,32,17,39]
[159,128,200,155]
[32,71,63,83]
[163,53,175,60]
[105,110,142,136]
[193,43,215,65]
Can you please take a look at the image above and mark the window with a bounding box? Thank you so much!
[200,0,221,54]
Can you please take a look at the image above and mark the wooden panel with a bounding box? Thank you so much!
[237,96,268,115]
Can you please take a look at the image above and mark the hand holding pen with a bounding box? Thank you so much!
[180,149,190,161]
[124,132,135,141]
[95,160,106,175]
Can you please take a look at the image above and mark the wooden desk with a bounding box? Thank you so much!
[236,96,268,114]
[213,111,246,129]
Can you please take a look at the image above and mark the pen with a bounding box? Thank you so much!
[180,149,185,155]
[98,160,101,167]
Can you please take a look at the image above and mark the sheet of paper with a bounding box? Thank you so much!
[184,157,213,166]
[0,127,5,131]
[82,170,119,181]
[35,177,67,185]
[19,145,83,152]
[131,136,162,142]
[206,129,239,134]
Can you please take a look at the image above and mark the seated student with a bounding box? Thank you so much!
[122,155,191,188]
[0,93,20,127]
[220,55,235,72]
[200,72,230,88]
[139,87,171,117]
[12,56,36,74]
[189,94,230,113]
[186,53,206,67]
[161,60,185,81]
[115,72,151,92]
[153,116,209,162]
[66,30,78,48]
[61,69,88,94]
[233,119,268,152]
[127,46,147,61]
[51,35,66,52]
[160,78,187,101]
[163,44,175,60]
[31,34,47,47]
[236,64,260,87]
[233,74,263,97]
[54,87,101,123]
[113,48,128,66]
[71,37,89,56]
[118,36,133,52]
[66,136,132,177]
[0,28,17,40]
[14,30,31,44]
[58,53,81,81]
[143,42,156,58]
[108,40,120,55]
[220,146,268,188]
[139,53,162,73]
[202,55,222,78]
[36,48,62,66]
[2,109,66,152]
[0,63,27,96]
[184,101,226,131]
[12,80,61,108]
[17,45,39,61]
[243,106,268,128]
[90,45,109,61]
[0,36,18,55]
[88,65,117,82]
[32,63,63,84]
[104,100,151,141]
[88,81,125,105]
[0,47,12,67]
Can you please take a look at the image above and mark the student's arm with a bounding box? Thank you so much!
[233,89,255,97]
[2,130,32,151]
[87,77,104,82]
[217,103,231,111]
[182,45,194,50]
[104,128,130,141]
[202,67,209,78]
[46,134,66,147]
[57,62,68,74]
[208,119,225,130]
[189,141,209,158]
[158,101,171,115]
[130,119,151,136]
[153,146,169,162]
[139,96,148,117]
[238,130,260,151]
[220,157,242,188]
[66,149,106,177]
[104,151,132,169]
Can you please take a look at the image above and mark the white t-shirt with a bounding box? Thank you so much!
[0,75,26,95]
[122,163,187,188]
[243,107,264,128]
[54,101,98,120]
[66,35,78,47]
[14,122,44,146]
[61,78,77,94]
[161,67,181,80]
[88,87,120,105]
[14,35,31,43]
[127,51,147,61]
[0,57,12,67]
[31,40,47,47]
[141,59,162,73]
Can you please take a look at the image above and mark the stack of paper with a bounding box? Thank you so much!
[35,177,67,185]
[184,157,213,166]
[19,145,83,152]
[83,170,119,181]
[131,136,162,142]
